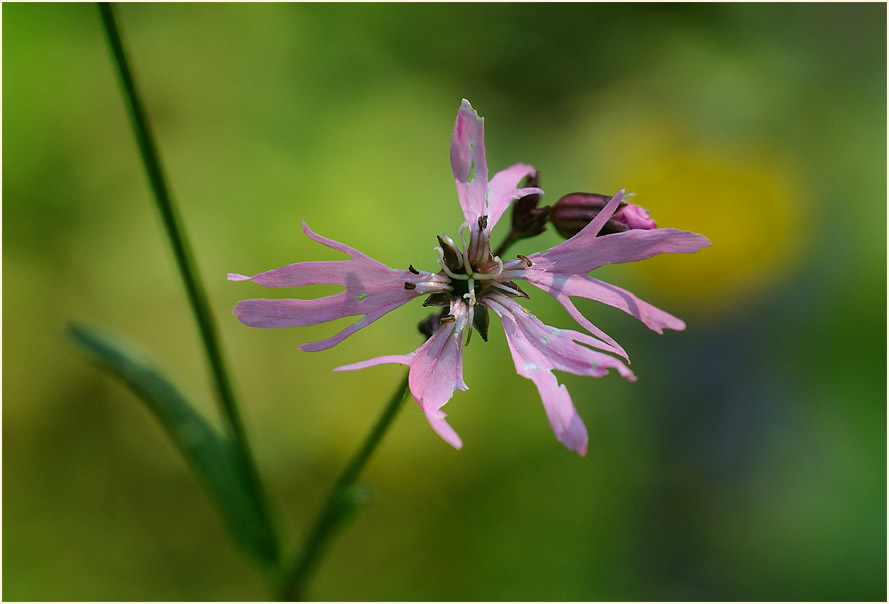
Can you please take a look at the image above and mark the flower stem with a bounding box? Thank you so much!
[97,0,274,550]
[493,232,519,259]
[280,372,410,601]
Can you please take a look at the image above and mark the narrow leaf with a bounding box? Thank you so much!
[66,322,279,565]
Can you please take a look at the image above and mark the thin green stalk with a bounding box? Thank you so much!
[493,231,519,259]
[98,1,273,547]
[280,372,410,601]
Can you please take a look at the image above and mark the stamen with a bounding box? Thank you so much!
[473,256,504,280]
[496,269,528,281]
[413,281,454,295]
[409,264,420,274]
[458,220,472,273]
[517,254,533,267]
[440,314,456,324]
[490,280,525,297]
[478,215,488,230]
[404,282,416,290]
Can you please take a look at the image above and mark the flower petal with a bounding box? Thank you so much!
[334,354,414,372]
[228,221,426,288]
[525,190,627,267]
[485,294,635,455]
[450,99,488,225]
[529,373,588,455]
[522,271,685,334]
[234,292,356,328]
[297,304,408,352]
[485,163,543,230]
[407,304,469,410]
[300,220,377,262]
[530,227,712,276]
[523,284,630,361]
[233,293,412,353]
[423,407,463,450]
[230,222,448,351]
[585,188,625,235]
[333,302,469,449]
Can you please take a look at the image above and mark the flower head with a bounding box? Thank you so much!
[229,99,710,455]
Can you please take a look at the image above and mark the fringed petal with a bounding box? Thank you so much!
[450,99,488,226]
[485,294,634,455]
[531,225,712,276]
[333,302,469,449]
[522,271,685,335]
[229,223,448,350]
[485,163,542,230]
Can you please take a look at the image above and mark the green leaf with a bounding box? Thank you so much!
[66,322,279,565]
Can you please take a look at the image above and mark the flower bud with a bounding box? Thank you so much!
[549,192,657,239]
[510,171,550,239]
[612,200,657,230]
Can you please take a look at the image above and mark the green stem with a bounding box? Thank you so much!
[280,372,410,601]
[493,231,519,259]
[97,1,274,551]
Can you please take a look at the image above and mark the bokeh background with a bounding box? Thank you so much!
[3,3,886,601]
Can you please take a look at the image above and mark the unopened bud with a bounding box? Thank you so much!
[510,171,550,239]
[550,192,657,239]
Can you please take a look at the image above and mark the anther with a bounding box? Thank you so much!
[408,264,420,274]
[478,215,488,230]
[404,282,417,290]
[440,314,456,324]
[517,254,533,267]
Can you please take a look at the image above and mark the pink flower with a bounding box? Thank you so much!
[229,100,711,455]
[613,200,658,230]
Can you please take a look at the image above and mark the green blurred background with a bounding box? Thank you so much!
[4,3,886,601]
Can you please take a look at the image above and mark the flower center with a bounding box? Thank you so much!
[420,215,531,343]
[435,218,503,279]
[430,215,511,343]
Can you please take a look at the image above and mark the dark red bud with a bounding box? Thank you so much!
[510,171,550,239]
[550,193,613,238]
[550,192,656,239]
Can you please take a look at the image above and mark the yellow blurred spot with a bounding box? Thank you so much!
[583,116,808,315]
